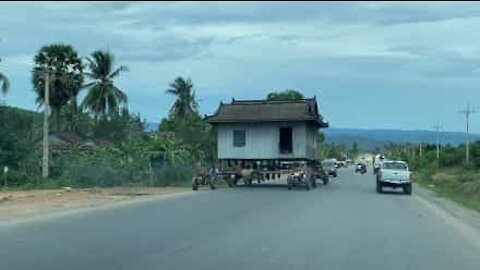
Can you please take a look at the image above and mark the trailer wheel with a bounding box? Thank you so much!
[322,176,329,185]
[227,178,234,187]
[305,182,310,191]
[311,177,317,188]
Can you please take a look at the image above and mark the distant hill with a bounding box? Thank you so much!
[323,128,480,150]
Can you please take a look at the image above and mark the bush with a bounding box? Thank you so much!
[458,173,475,183]
[151,163,194,186]
[61,146,150,188]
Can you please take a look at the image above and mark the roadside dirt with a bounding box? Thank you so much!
[0,187,191,222]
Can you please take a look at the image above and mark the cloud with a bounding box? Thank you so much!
[2,1,480,132]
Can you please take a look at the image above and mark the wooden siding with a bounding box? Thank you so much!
[217,121,317,160]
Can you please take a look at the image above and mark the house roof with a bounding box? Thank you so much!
[206,97,328,127]
[35,132,83,146]
[35,133,112,149]
[55,132,83,144]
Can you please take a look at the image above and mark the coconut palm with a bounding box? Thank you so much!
[166,77,198,118]
[82,50,128,116]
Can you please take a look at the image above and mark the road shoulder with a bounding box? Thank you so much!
[0,187,193,226]
[414,183,480,247]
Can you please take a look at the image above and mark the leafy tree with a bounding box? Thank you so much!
[57,102,94,136]
[159,115,216,163]
[266,89,304,101]
[92,108,144,143]
[0,106,41,185]
[82,50,128,116]
[0,57,9,96]
[351,142,359,158]
[32,44,83,115]
[148,135,191,167]
[166,77,198,119]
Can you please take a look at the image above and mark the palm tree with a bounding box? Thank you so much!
[31,44,83,114]
[166,77,198,118]
[82,50,128,116]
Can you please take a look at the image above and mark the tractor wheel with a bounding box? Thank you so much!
[227,177,234,187]
[192,178,199,191]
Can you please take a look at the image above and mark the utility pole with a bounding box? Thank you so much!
[459,103,475,165]
[432,124,442,161]
[42,70,50,178]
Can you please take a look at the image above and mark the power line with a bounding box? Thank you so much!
[459,103,475,165]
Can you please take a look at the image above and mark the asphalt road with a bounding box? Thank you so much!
[1,168,480,270]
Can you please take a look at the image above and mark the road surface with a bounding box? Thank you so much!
[1,168,480,270]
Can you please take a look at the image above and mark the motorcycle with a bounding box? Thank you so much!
[355,164,367,174]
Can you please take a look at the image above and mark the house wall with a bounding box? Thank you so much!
[305,124,317,160]
[217,122,317,160]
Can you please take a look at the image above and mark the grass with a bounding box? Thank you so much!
[415,168,480,212]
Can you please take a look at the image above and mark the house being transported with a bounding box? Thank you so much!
[206,97,328,171]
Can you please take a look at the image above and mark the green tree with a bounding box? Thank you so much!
[166,77,198,119]
[93,108,144,143]
[0,58,9,96]
[351,142,359,158]
[266,89,304,101]
[32,44,83,115]
[0,106,40,185]
[148,135,191,167]
[82,50,128,116]
[158,115,216,162]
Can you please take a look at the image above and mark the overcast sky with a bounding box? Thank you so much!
[2,1,480,132]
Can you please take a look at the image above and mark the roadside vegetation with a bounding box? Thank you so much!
[385,143,480,211]
[2,43,337,190]
[0,43,216,189]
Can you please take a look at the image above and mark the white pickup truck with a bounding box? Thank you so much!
[376,161,412,195]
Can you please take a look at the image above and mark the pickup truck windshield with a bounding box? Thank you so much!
[383,162,407,170]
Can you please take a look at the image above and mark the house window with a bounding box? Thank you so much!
[279,127,293,154]
[233,130,246,147]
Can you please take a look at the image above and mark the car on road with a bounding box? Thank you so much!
[322,159,338,178]
[337,160,347,168]
[376,160,412,195]
[345,159,354,166]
